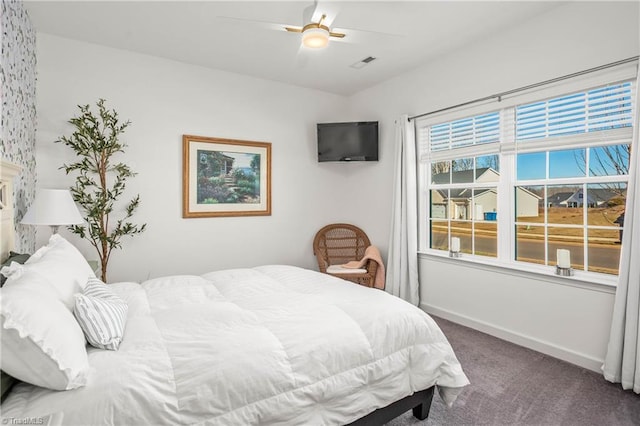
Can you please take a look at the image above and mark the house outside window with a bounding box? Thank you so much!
[417,73,636,280]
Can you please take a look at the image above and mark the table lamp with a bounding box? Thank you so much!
[21,189,84,234]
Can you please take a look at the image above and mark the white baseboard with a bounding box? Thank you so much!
[421,303,604,373]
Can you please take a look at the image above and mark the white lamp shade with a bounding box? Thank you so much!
[302,27,330,48]
[21,189,84,226]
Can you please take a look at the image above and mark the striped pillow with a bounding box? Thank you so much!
[73,278,128,350]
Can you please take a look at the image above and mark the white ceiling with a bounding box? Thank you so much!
[24,1,563,96]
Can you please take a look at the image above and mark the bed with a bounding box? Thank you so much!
[1,161,469,425]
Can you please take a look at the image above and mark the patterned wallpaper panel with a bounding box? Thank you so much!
[0,0,37,253]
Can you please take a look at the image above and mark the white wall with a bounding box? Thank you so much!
[35,34,387,283]
[349,1,639,371]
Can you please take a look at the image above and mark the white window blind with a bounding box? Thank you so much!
[429,111,500,151]
[516,82,634,141]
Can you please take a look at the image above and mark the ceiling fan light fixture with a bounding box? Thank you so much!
[302,25,330,48]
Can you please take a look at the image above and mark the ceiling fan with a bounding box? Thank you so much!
[283,13,345,49]
[216,1,367,50]
[216,0,403,57]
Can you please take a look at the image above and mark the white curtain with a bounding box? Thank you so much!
[386,115,419,305]
[603,75,640,393]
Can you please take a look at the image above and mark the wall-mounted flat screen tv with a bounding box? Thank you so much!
[317,121,379,162]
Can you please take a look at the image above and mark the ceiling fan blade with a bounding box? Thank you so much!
[302,2,316,25]
[284,26,303,34]
[311,1,341,28]
[328,31,345,39]
[295,43,312,68]
[331,26,406,44]
[216,16,288,32]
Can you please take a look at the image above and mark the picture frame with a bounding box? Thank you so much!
[182,135,271,218]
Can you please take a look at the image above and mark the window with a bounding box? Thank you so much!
[418,78,635,279]
[424,111,501,257]
[514,146,629,275]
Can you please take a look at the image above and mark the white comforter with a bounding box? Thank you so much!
[2,265,469,425]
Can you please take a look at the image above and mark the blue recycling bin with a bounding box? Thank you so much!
[484,212,497,221]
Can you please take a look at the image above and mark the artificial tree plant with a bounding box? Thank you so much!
[57,99,146,282]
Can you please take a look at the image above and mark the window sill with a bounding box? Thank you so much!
[417,250,617,294]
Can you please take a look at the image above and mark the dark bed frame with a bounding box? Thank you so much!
[346,386,435,426]
[1,385,435,425]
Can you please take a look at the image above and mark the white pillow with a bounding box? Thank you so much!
[74,278,128,350]
[2,234,95,310]
[0,282,89,390]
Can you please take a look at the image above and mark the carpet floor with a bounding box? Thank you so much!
[385,316,640,426]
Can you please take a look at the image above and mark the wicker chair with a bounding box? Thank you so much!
[312,223,378,287]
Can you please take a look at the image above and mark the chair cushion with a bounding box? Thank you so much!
[327,265,368,274]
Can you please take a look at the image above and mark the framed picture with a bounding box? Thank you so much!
[183,135,271,218]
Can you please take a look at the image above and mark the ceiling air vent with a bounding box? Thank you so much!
[350,56,377,69]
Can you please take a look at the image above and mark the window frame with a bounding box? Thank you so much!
[416,68,637,286]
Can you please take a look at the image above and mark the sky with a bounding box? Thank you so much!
[517,145,629,181]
